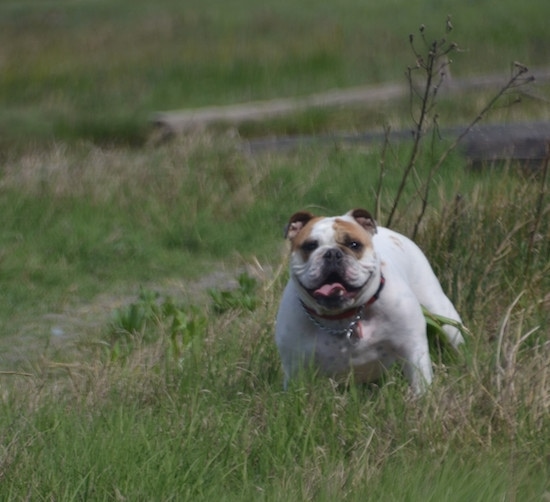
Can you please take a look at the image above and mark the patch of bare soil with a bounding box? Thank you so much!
[1,262,273,371]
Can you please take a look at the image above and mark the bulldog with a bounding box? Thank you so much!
[275,208,464,394]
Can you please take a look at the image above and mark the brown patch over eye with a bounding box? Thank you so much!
[289,217,323,252]
[333,220,371,257]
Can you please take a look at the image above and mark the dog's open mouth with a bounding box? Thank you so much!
[310,273,359,300]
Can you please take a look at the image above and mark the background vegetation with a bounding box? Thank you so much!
[0,0,549,499]
[2,0,550,146]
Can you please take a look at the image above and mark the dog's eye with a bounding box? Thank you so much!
[301,240,318,252]
[347,241,363,251]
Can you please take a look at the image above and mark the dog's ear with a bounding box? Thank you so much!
[284,211,315,240]
[349,208,377,235]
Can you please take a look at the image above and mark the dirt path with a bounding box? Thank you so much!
[1,264,269,370]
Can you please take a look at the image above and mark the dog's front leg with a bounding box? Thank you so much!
[401,338,433,395]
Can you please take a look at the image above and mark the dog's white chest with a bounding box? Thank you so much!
[311,320,399,383]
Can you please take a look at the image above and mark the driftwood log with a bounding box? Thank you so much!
[153,68,550,167]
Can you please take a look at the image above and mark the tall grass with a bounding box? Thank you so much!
[0,277,548,500]
[1,132,549,498]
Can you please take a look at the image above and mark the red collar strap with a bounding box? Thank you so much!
[303,274,385,321]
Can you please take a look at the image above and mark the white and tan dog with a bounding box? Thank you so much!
[275,208,464,394]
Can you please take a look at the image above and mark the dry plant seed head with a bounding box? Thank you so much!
[513,61,529,74]
[446,15,453,33]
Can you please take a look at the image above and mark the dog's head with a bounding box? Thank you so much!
[284,209,380,314]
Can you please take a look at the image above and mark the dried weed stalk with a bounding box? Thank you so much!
[381,18,535,236]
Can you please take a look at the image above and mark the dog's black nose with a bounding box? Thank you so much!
[323,248,343,267]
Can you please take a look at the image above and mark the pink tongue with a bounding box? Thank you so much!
[313,283,346,298]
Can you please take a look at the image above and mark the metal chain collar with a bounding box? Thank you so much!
[302,304,364,343]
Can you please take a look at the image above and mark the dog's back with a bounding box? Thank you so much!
[374,227,464,347]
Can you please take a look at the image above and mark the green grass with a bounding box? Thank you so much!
[1,1,549,499]
[1,134,549,499]
[0,136,486,341]
[1,223,549,499]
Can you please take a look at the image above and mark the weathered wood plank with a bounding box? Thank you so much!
[152,67,550,137]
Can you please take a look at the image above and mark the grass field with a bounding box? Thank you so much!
[1,0,550,499]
